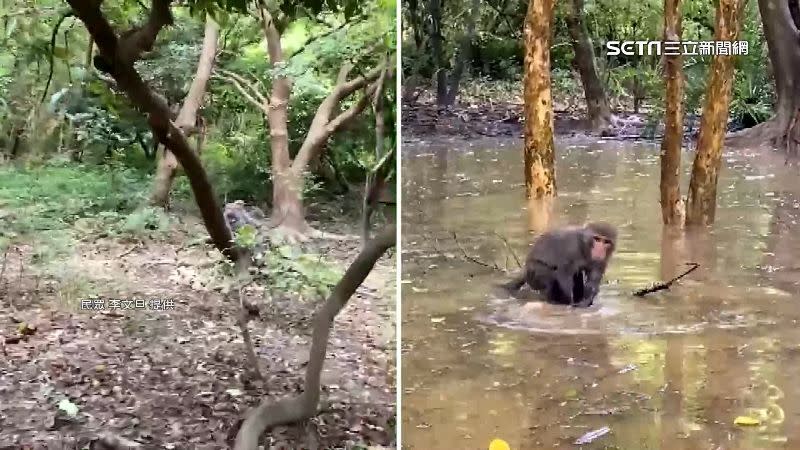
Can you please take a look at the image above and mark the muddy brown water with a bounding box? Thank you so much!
[401,137,800,450]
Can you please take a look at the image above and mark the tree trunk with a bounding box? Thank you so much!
[233,225,396,450]
[150,16,219,207]
[67,0,242,262]
[660,0,685,226]
[255,7,308,239]
[427,0,448,106]
[727,0,800,149]
[522,0,556,199]
[565,0,612,132]
[442,0,479,106]
[363,63,388,243]
[686,0,743,226]
[271,169,309,234]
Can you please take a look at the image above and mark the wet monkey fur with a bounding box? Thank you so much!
[501,222,617,307]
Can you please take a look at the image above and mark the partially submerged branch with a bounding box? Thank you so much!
[633,262,699,297]
[451,232,505,272]
[233,225,396,450]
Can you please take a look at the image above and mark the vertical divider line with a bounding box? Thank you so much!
[394,0,404,446]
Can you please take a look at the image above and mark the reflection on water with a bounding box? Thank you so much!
[401,137,800,450]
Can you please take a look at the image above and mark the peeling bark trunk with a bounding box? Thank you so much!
[215,9,390,241]
[686,0,743,226]
[233,226,396,450]
[565,0,612,132]
[259,7,303,237]
[660,0,685,226]
[727,0,800,149]
[150,16,219,207]
[271,170,308,233]
[522,0,556,199]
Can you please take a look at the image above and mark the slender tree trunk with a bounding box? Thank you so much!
[249,7,310,238]
[565,0,612,132]
[427,0,448,106]
[234,226,396,450]
[363,61,388,242]
[686,0,743,225]
[660,0,685,225]
[522,0,556,199]
[443,0,479,106]
[728,0,800,150]
[150,16,219,207]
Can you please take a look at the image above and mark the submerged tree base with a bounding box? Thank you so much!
[726,113,800,158]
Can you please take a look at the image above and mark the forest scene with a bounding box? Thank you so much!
[401,0,800,448]
[0,0,397,448]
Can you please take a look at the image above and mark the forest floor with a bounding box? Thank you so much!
[402,101,666,140]
[0,206,396,449]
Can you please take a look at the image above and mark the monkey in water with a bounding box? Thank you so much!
[500,222,617,307]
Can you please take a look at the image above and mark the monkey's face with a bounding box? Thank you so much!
[590,233,615,262]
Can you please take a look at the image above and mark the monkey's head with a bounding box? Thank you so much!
[585,222,617,262]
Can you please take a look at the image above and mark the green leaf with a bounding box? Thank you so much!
[58,398,79,417]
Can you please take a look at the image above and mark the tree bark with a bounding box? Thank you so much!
[565,0,612,132]
[150,16,219,207]
[659,0,685,226]
[522,0,556,199]
[727,0,800,150]
[686,0,743,226]
[426,0,448,106]
[251,6,391,241]
[442,0,479,106]
[363,58,389,243]
[67,0,242,261]
[233,225,396,450]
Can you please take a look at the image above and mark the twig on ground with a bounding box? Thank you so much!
[633,262,699,297]
[492,231,522,269]
[451,232,505,272]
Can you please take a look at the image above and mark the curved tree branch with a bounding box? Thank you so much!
[67,0,244,262]
[233,225,396,450]
[40,11,75,105]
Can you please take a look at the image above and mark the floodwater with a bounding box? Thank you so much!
[401,137,800,450]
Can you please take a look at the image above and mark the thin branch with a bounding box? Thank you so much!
[452,231,504,272]
[492,231,523,269]
[328,65,394,131]
[633,262,699,297]
[213,69,269,112]
[289,19,359,60]
[233,226,395,450]
[40,11,76,105]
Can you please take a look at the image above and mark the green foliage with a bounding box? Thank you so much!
[0,162,159,261]
[121,206,172,236]
[259,244,342,298]
[470,36,522,79]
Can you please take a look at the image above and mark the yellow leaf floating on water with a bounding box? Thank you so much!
[734,416,761,426]
[489,438,510,450]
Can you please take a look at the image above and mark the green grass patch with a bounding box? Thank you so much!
[0,161,172,256]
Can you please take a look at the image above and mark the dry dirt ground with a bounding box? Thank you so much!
[0,216,396,449]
